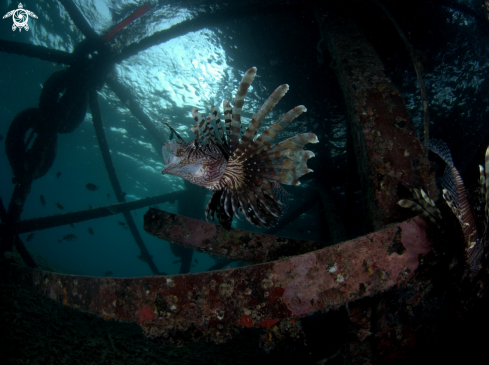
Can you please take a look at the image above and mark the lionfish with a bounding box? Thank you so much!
[161,67,318,228]
[428,140,487,278]
[399,139,487,278]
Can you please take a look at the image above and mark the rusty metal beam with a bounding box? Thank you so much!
[5,216,434,344]
[144,208,325,263]
[315,5,437,231]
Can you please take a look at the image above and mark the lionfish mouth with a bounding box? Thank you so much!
[161,142,181,171]
[161,142,208,179]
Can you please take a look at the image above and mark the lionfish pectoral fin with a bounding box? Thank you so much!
[257,133,318,186]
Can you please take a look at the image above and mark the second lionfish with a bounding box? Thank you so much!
[161,67,318,228]
[399,139,487,278]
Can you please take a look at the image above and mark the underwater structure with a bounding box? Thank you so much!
[1,1,489,364]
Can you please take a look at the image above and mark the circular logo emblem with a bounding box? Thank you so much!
[12,8,29,31]
[2,3,38,32]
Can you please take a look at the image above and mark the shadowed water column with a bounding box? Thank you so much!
[89,90,160,275]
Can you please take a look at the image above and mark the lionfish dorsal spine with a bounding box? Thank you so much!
[229,67,257,152]
[248,105,307,159]
[213,106,226,143]
[234,84,290,161]
[191,107,205,141]
[203,115,219,144]
[223,99,232,141]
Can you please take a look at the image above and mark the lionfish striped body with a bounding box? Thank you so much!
[428,139,487,277]
[162,67,318,228]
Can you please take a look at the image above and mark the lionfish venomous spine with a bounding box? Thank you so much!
[161,67,318,228]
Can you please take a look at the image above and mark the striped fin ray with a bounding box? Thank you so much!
[223,100,232,141]
[202,115,219,144]
[398,198,441,228]
[205,191,232,229]
[229,68,257,152]
[397,188,442,228]
[213,106,226,143]
[237,105,309,163]
[191,107,206,141]
[414,188,442,222]
[233,84,289,160]
[252,133,318,185]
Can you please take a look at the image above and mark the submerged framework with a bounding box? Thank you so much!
[1,1,488,363]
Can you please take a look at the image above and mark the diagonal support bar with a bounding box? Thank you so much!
[0,192,187,236]
[89,90,159,275]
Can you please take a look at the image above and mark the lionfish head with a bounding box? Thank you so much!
[161,140,227,188]
[162,140,200,178]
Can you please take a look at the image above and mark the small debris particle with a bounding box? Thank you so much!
[327,262,338,273]
[261,278,273,290]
